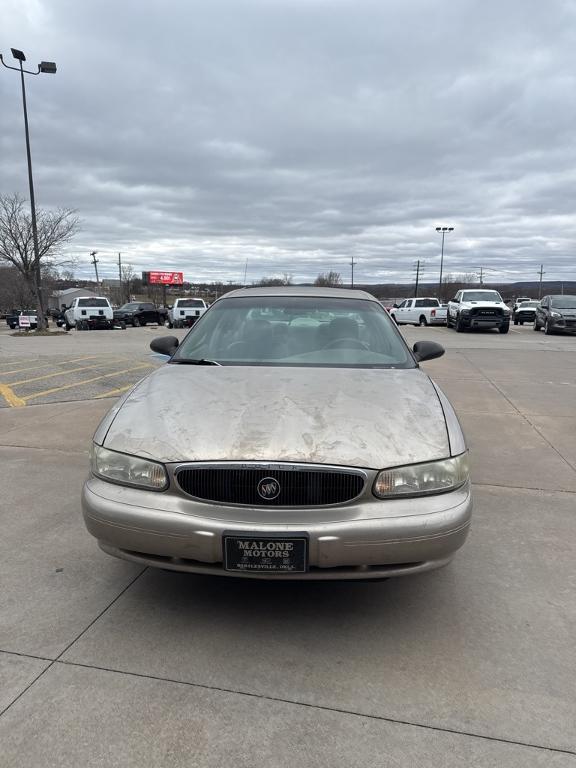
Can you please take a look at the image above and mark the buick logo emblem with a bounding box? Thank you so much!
[257,477,281,500]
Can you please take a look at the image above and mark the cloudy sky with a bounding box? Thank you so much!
[2,0,576,285]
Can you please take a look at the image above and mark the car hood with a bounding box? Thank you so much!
[101,365,450,469]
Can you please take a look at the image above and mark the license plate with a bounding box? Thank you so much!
[223,533,308,573]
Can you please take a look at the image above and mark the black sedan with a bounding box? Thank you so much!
[534,295,576,335]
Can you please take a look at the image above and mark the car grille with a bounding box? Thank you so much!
[471,308,503,317]
[175,465,365,506]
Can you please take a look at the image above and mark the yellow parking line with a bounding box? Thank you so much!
[95,383,135,399]
[9,358,128,386]
[23,364,154,401]
[0,355,103,376]
[0,384,26,408]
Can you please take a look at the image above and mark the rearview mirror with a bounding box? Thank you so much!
[412,341,445,363]
[150,335,179,357]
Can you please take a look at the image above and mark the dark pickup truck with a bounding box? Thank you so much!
[112,302,167,327]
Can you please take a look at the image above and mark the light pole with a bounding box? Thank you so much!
[435,226,454,300]
[1,48,57,330]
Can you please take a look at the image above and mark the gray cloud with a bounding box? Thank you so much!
[2,0,576,284]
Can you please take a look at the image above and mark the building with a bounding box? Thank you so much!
[49,288,102,311]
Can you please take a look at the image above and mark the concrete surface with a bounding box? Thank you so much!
[0,323,575,765]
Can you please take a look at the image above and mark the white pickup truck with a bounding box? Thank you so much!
[447,289,511,333]
[64,297,114,330]
[390,298,447,326]
[168,298,208,328]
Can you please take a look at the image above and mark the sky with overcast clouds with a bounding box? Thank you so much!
[2,0,576,285]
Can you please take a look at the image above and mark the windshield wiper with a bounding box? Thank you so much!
[171,358,221,366]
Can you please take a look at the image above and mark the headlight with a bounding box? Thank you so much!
[550,311,561,318]
[373,453,469,498]
[91,444,168,490]
[460,309,470,315]
[503,308,511,315]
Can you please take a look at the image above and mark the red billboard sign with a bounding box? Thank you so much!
[143,271,184,285]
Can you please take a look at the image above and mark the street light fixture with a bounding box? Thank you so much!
[1,47,57,329]
[435,226,454,300]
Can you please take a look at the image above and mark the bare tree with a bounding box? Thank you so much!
[121,264,135,303]
[255,273,293,287]
[0,194,80,328]
[314,271,342,287]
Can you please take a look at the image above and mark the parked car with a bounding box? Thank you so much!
[113,302,167,327]
[83,287,471,580]
[534,295,576,335]
[6,309,38,330]
[513,300,539,325]
[447,289,511,333]
[390,298,447,326]
[64,297,114,330]
[168,298,208,328]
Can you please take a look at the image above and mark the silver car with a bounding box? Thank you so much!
[83,287,472,580]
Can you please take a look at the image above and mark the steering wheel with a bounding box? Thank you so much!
[323,337,369,350]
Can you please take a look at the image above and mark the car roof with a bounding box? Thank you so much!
[221,286,379,301]
[548,294,576,299]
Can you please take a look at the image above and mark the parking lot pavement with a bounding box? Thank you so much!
[0,325,186,407]
[1,324,575,766]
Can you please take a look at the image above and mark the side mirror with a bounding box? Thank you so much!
[393,303,399,309]
[413,340,445,363]
[451,297,459,303]
[150,335,179,357]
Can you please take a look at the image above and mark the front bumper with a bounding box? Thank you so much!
[82,477,472,579]
[460,313,509,329]
[549,317,576,333]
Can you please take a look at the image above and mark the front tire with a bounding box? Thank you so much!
[544,320,554,335]
[499,323,509,334]
[533,320,541,331]
[133,317,140,327]
[455,315,465,333]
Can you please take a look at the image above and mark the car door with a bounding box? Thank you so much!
[449,292,460,319]
[140,304,153,323]
[394,300,409,323]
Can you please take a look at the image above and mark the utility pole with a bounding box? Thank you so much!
[479,267,483,285]
[350,256,355,288]
[91,251,100,289]
[435,226,454,300]
[117,252,123,302]
[538,264,545,299]
[243,260,248,287]
[413,260,422,297]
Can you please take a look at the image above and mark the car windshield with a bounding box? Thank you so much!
[119,303,140,310]
[462,291,503,302]
[177,299,205,308]
[173,296,414,368]
[550,296,576,309]
[78,298,109,307]
[519,301,539,308]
